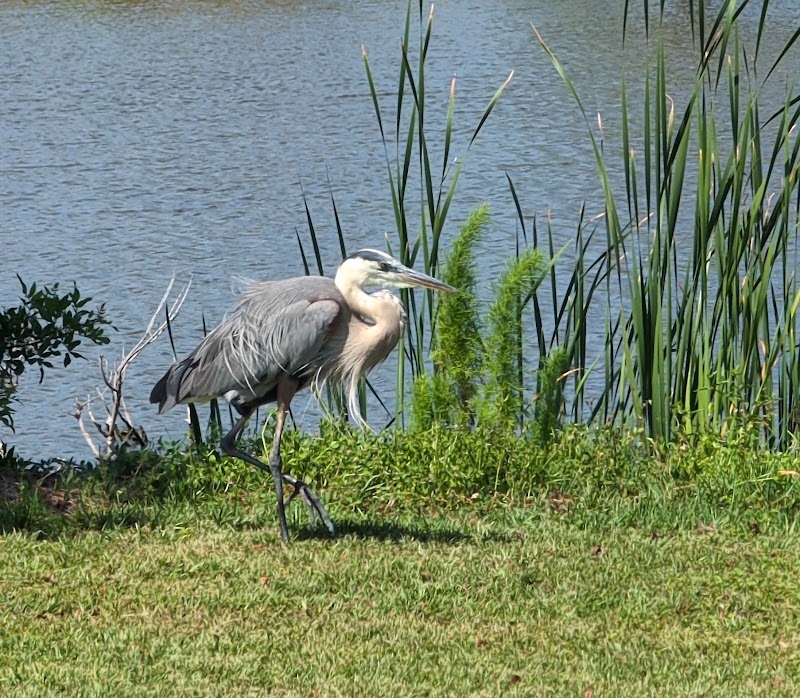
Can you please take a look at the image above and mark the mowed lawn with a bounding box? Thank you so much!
[2,507,799,697]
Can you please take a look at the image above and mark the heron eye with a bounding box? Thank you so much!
[379,262,391,272]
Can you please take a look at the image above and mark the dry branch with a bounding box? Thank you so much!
[72,277,190,459]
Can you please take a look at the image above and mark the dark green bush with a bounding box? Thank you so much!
[0,277,110,434]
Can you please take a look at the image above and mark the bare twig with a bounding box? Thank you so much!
[72,277,190,458]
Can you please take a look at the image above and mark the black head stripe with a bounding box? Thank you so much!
[347,249,394,264]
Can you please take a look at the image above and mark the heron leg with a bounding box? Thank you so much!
[268,400,289,544]
[219,406,290,543]
[219,394,334,540]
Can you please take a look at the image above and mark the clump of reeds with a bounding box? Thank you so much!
[529,0,800,447]
[299,0,512,428]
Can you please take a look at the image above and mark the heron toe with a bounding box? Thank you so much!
[284,477,335,534]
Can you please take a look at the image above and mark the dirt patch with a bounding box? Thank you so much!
[0,472,19,502]
[0,472,76,514]
[546,489,572,515]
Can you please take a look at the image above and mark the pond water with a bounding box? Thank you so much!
[3,0,799,460]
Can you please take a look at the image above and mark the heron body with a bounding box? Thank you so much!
[151,275,405,422]
[150,249,453,542]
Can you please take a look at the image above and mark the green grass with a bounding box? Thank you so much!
[3,427,800,696]
[2,507,800,697]
[5,423,800,536]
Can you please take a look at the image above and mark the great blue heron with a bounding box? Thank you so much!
[150,249,454,542]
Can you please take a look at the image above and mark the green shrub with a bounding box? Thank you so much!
[0,277,110,436]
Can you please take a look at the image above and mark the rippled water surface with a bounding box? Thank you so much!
[3,0,800,459]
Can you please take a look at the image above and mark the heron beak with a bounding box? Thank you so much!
[397,267,457,292]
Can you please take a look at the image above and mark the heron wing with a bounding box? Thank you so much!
[151,281,343,413]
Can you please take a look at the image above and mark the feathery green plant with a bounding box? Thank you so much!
[410,205,488,430]
[410,372,459,431]
[411,206,555,433]
[479,248,547,431]
[432,206,489,414]
[532,345,570,444]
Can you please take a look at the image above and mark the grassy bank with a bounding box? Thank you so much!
[2,428,800,695]
[2,507,800,696]
[4,424,800,537]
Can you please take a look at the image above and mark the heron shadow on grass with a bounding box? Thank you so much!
[294,515,510,544]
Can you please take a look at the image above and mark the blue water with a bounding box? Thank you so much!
[2,0,799,460]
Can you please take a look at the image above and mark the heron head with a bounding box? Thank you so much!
[337,249,456,292]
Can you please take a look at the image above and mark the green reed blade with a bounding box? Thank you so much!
[468,72,513,150]
[765,25,800,84]
[441,77,456,190]
[507,174,528,246]
[362,46,386,145]
[326,169,348,261]
[396,1,412,144]
[294,229,311,277]
[301,189,325,276]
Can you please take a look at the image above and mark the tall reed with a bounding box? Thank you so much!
[532,0,800,446]
[361,1,511,426]
[299,1,512,428]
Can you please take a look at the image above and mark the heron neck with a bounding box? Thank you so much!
[343,285,382,321]
[333,269,377,318]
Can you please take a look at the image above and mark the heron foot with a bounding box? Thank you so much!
[283,475,335,535]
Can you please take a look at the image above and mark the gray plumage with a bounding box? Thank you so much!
[151,277,346,415]
[150,249,454,543]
